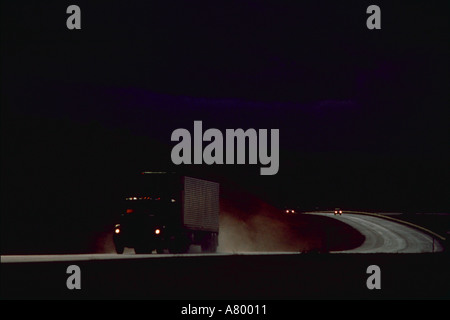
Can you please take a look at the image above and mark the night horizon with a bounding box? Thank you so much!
[1,1,450,302]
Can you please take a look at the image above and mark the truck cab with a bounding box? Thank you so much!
[113,195,180,253]
[113,173,219,254]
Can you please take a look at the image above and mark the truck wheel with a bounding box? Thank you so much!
[201,240,211,252]
[201,234,217,253]
[168,238,190,254]
[201,242,217,253]
[115,243,124,254]
[201,242,213,253]
[113,238,124,254]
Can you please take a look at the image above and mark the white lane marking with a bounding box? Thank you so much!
[0,252,300,263]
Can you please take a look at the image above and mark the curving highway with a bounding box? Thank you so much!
[313,212,444,253]
[2,212,448,299]
[1,212,444,263]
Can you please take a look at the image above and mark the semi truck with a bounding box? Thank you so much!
[113,172,219,254]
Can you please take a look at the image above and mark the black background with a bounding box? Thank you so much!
[1,1,449,253]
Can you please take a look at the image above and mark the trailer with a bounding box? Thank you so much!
[113,172,219,254]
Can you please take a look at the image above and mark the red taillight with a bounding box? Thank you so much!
[126,209,133,214]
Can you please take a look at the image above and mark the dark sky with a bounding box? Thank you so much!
[2,1,449,146]
[1,0,449,216]
[1,0,449,254]
[2,1,448,100]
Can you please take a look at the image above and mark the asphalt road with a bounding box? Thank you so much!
[2,251,449,299]
[1,211,449,299]
[0,252,295,263]
[0,209,443,262]
[312,213,444,253]
[1,212,443,263]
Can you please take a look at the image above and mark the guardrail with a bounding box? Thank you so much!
[303,210,447,242]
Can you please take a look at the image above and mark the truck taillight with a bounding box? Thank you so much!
[126,209,133,214]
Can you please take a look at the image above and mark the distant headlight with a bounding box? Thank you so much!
[155,229,161,235]
[115,228,121,234]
